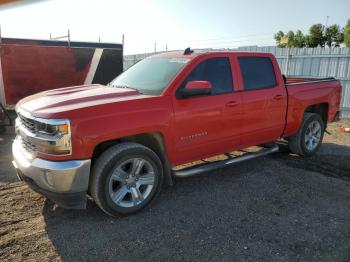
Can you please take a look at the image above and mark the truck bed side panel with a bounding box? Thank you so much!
[283,80,341,137]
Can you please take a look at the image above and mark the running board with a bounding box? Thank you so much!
[172,145,279,178]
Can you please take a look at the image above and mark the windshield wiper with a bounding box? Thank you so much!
[108,84,141,93]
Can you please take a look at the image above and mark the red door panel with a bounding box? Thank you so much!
[240,86,287,148]
[235,55,287,148]
[170,55,242,165]
[172,93,242,165]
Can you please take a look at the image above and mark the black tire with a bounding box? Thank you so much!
[288,112,325,156]
[90,142,163,216]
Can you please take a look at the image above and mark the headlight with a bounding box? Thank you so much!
[35,120,72,155]
[16,109,72,156]
[37,122,69,136]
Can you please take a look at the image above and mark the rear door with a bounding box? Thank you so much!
[171,55,242,164]
[237,55,287,148]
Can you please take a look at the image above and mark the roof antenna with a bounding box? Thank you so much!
[183,47,193,55]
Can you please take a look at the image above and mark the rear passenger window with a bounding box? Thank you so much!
[178,57,233,96]
[238,57,277,90]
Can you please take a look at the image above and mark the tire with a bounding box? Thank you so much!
[90,142,163,216]
[288,112,325,156]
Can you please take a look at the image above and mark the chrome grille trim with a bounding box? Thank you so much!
[17,108,68,126]
[20,137,36,153]
[18,113,37,133]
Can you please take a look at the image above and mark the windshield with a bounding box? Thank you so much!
[110,57,190,95]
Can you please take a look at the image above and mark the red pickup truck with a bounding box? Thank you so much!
[12,49,341,216]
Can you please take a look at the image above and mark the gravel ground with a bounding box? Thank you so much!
[0,120,350,262]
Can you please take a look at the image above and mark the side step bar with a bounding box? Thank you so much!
[172,144,279,178]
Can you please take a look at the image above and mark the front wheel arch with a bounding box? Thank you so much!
[89,142,164,216]
[91,132,173,186]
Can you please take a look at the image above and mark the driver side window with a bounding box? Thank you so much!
[177,57,233,97]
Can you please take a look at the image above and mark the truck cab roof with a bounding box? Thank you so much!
[150,49,274,60]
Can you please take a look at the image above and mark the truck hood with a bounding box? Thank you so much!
[17,84,145,117]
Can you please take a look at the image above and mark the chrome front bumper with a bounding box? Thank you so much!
[12,137,91,209]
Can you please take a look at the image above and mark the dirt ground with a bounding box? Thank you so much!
[0,120,350,261]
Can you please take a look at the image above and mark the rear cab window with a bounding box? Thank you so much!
[238,57,277,90]
[177,57,234,97]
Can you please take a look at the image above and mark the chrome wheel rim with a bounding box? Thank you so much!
[304,120,322,151]
[108,158,155,208]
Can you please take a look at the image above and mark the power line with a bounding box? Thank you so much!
[190,37,273,47]
[188,32,276,43]
[187,27,311,44]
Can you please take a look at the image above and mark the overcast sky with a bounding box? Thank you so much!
[0,0,349,54]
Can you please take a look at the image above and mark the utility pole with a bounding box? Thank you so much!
[325,16,329,27]
[154,42,157,53]
[166,43,168,52]
[122,34,125,70]
[122,34,125,55]
[67,29,70,47]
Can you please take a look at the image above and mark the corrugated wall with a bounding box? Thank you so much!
[124,46,350,118]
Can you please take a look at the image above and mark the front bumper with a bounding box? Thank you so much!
[12,138,91,209]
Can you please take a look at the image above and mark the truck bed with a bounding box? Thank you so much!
[283,77,341,137]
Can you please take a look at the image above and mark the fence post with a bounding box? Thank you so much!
[285,48,291,76]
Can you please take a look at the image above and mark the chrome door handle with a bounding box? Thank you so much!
[273,94,283,100]
[226,101,239,107]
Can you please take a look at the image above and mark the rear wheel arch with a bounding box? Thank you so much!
[304,103,329,128]
[288,112,325,156]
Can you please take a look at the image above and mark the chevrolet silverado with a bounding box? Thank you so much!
[12,49,342,216]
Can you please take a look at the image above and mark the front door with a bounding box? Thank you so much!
[171,56,242,165]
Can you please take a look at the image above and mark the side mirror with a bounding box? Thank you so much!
[181,81,212,97]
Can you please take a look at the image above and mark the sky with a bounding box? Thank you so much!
[0,0,349,54]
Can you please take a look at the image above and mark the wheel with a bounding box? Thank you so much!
[90,142,163,216]
[288,112,324,156]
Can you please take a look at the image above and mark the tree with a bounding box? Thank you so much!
[274,31,287,48]
[282,30,294,47]
[294,30,306,48]
[345,19,350,47]
[274,20,349,48]
[308,24,325,47]
[304,35,310,47]
[336,28,345,47]
[325,24,343,47]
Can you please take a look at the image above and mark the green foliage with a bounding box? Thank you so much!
[325,24,343,47]
[275,20,349,48]
[345,19,350,47]
[286,31,295,47]
[274,31,287,48]
[308,24,325,47]
[294,30,306,48]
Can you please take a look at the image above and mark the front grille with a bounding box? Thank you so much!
[18,113,37,133]
[20,138,36,153]
[17,113,38,153]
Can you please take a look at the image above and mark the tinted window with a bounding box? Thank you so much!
[178,57,233,96]
[238,57,277,90]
